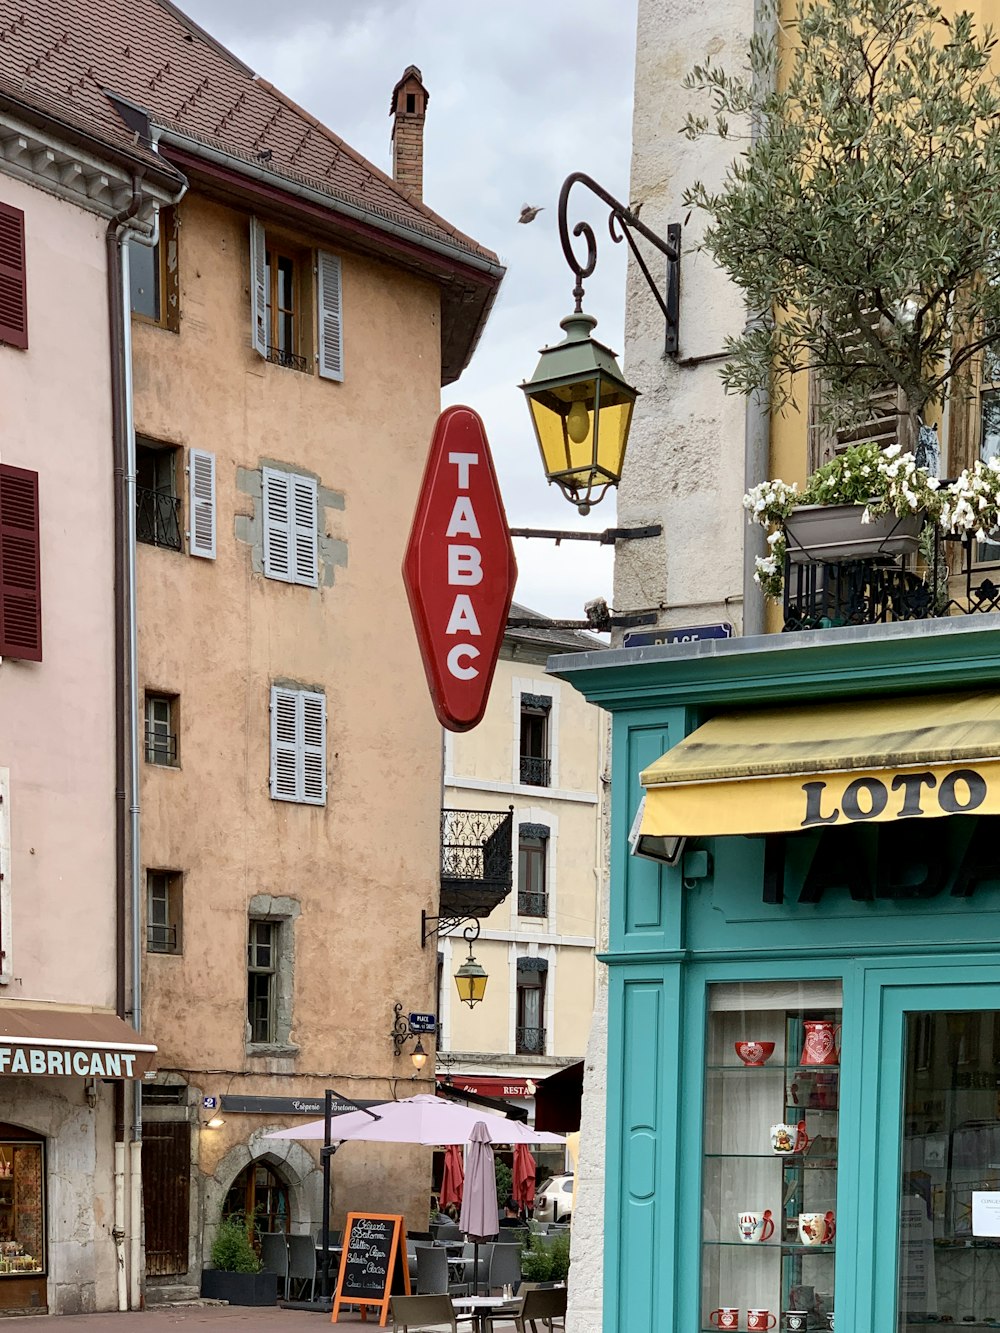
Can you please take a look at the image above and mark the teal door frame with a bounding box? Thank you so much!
[660,953,1000,1333]
[862,960,1000,1333]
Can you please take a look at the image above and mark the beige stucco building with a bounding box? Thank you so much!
[438,607,606,1181]
[2,0,502,1306]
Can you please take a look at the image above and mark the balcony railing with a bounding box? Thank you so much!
[147,923,178,953]
[145,727,177,766]
[519,755,551,787]
[517,891,548,918]
[516,1026,546,1055]
[440,808,513,920]
[136,487,181,551]
[781,530,1000,632]
[266,345,309,373]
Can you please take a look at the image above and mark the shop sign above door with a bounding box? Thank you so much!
[403,406,517,732]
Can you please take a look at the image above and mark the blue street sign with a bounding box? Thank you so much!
[408,1012,437,1033]
[623,622,734,648]
[202,1095,218,1110]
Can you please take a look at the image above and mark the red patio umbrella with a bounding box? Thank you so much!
[512,1141,536,1213]
[440,1142,464,1209]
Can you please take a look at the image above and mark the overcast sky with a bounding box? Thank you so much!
[177,0,637,620]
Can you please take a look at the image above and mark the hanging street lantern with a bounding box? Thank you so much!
[454,944,488,1008]
[520,171,681,515]
[521,311,638,515]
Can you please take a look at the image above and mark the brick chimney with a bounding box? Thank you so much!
[390,66,429,199]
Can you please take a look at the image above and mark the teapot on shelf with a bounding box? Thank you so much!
[801,1020,841,1066]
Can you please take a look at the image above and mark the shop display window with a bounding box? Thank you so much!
[0,1141,45,1276]
[702,981,842,1332]
[896,1009,1000,1330]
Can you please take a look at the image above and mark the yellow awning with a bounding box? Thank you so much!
[639,690,1000,838]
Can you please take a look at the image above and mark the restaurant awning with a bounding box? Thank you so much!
[0,1007,156,1079]
[639,690,1000,839]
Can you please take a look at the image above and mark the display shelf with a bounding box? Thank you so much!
[703,1153,838,1168]
[703,1241,835,1253]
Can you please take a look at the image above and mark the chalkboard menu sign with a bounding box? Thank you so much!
[331,1212,409,1326]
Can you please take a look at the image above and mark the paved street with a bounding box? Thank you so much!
[13,1304,528,1331]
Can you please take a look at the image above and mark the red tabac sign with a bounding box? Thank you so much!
[403,406,517,732]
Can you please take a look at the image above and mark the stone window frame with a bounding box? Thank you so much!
[246,894,300,1058]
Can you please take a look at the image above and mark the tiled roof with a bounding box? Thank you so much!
[0,0,499,269]
[506,602,607,653]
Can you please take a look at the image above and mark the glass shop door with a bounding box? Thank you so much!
[871,979,1000,1333]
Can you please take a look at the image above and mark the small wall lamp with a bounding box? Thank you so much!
[204,1115,225,1130]
[391,1003,433,1071]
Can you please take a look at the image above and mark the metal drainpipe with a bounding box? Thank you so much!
[106,175,143,1313]
[742,0,778,638]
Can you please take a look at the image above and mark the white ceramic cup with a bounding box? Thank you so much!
[737,1210,774,1243]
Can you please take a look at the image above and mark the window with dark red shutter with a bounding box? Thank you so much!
[0,203,27,350]
[0,465,41,661]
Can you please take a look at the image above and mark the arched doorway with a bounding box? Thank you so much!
[223,1161,289,1238]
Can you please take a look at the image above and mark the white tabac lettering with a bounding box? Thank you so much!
[447,644,480,680]
[448,451,479,490]
[446,595,482,637]
[448,546,483,586]
[446,497,481,540]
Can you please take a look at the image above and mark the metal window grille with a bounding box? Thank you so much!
[145,696,178,765]
[247,920,278,1044]
[147,871,180,954]
[515,1026,546,1055]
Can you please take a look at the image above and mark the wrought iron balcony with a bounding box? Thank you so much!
[516,1026,546,1055]
[440,808,513,921]
[781,530,1000,632]
[519,755,551,787]
[517,891,548,918]
[136,486,181,551]
[266,345,309,373]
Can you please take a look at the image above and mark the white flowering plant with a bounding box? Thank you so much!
[939,457,1000,543]
[743,441,943,599]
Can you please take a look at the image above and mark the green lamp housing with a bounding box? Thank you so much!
[521,312,639,515]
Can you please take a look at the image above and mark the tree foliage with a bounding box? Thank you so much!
[683,0,1000,428]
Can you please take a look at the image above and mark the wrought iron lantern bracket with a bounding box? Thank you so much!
[559,171,681,357]
[421,910,482,948]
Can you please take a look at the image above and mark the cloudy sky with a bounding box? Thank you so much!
[177,0,638,620]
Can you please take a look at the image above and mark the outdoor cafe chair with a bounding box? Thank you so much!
[389,1293,478,1333]
[286,1233,317,1302]
[512,1284,567,1333]
[259,1231,289,1300]
[416,1243,469,1298]
[486,1241,522,1294]
[436,1221,463,1241]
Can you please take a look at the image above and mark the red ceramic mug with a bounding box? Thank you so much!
[710,1309,739,1329]
[801,1020,841,1066]
[748,1312,777,1331]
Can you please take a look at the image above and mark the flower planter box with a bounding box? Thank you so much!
[783,503,923,564]
[200,1269,277,1306]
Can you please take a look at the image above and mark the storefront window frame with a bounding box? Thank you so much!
[0,1136,46,1279]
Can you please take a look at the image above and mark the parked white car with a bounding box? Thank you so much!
[534,1173,574,1224]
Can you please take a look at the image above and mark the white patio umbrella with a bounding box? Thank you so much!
[265,1094,565,1145]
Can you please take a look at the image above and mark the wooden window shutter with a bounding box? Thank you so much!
[188,449,216,559]
[317,250,343,382]
[300,690,326,805]
[291,474,318,586]
[0,203,27,350]
[270,686,299,801]
[262,468,292,581]
[249,217,267,358]
[0,464,41,661]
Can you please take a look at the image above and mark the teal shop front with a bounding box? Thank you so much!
[549,618,1000,1333]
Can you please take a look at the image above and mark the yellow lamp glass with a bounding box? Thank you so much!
[454,953,488,1008]
[521,312,638,515]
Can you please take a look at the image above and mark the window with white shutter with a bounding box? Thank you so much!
[250,216,267,358]
[188,449,216,559]
[262,468,317,586]
[317,250,343,382]
[270,685,326,805]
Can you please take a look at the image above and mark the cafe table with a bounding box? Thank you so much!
[451,1294,521,1333]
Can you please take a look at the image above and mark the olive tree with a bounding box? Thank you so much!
[683,0,1000,437]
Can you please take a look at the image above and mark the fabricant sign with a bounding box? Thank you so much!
[403,406,517,732]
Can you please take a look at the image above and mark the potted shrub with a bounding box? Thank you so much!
[520,1231,571,1285]
[744,441,942,598]
[200,1216,277,1306]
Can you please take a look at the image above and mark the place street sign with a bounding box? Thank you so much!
[623,622,734,648]
[407,1012,436,1033]
[403,406,517,732]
